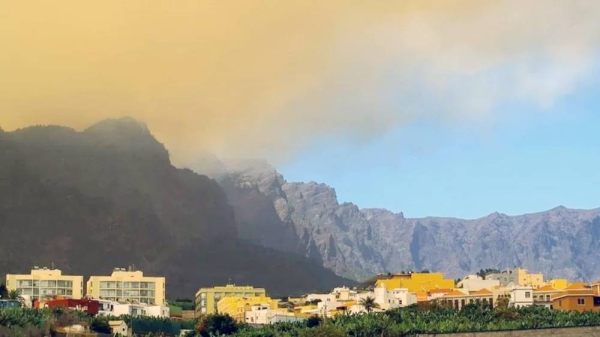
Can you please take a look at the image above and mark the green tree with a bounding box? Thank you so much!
[359,296,380,313]
[196,314,239,337]
[7,290,20,300]
[90,317,111,334]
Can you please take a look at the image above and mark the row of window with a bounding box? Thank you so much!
[17,280,74,288]
[99,290,155,297]
[98,282,157,289]
[198,292,263,300]
[100,297,155,304]
[18,288,73,296]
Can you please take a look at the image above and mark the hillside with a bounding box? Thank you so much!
[0,119,353,297]
[198,159,600,282]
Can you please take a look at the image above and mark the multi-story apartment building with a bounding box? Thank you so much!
[5,267,83,300]
[487,267,544,289]
[195,283,266,316]
[86,268,165,305]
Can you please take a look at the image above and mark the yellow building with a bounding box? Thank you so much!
[86,268,165,305]
[5,267,83,300]
[546,279,568,290]
[195,283,266,316]
[375,272,455,293]
[217,296,279,322]
[487,268,544,289]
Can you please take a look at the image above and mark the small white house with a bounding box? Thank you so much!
[96,300,169,318]
[458,275,501,292]
[508,285,534,308]
[245,304,270,325]
[145,305,170,318]
[109,320,129,337]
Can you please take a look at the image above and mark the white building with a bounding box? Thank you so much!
[108,320,129,336]
[458,275,500,292]
[244,303,306,325]
[373,286,417,310]
[97,300,170,318]
[507,285,534,308]
[245,304,271,325]
[305,286,358,304]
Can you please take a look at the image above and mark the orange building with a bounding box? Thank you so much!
[533,285,563,307]
[552,288,600,313]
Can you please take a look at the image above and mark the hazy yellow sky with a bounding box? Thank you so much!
[1,0,599,165]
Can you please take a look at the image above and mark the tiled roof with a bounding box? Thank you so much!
[535,285,556,292]
[471,288,492,295]
[429,289,453,294]
[445,290,468,297]
[565,283,590,290]
[416,292,429,301]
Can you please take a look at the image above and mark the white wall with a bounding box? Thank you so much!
[459,275,500,291]
[245,305,270,325]
[508,287,534,307]
[146,305,170,318]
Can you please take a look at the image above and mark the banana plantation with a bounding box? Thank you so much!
[2,304,600,336]
[227,304,600,337]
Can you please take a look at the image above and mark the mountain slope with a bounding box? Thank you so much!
[0,119,353,297]
[205,160,600,283]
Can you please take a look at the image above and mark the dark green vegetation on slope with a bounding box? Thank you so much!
[0,307,196,336]
[198,305,600,337]
[0,119,354,297]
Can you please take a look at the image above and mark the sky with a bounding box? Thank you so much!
[279,83,600,218]
[1,1,600,218]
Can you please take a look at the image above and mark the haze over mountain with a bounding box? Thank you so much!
[197,158,600,283]
[0,119,353,297]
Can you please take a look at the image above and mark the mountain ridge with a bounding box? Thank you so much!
[0,119,355,297]
[196,158,600,283]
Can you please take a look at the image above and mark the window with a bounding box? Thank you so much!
[593,297,600,307]
[18,280,33,287]
[57,280,72,288]
[140,282,155,289]
[525,292,531,298]
[124,282,140,289]
[577,298,585,305]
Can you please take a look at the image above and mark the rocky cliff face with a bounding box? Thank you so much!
[0,119,354,297]
[206,160,600,282]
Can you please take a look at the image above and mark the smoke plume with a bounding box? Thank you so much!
[1,1,599,165]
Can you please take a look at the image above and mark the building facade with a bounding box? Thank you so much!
[552,289,600,313]
[217,296,279,322]
[457,274,501,292]
[195,284,266,316]
[487,268,544,289]
[375,273,455,293]
[86,268,165,305]
[5,267,83,300]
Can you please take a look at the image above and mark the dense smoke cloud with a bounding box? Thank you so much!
[1,1,599,165]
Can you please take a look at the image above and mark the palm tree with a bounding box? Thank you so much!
[359,296,380,313]
[8,289,20,300]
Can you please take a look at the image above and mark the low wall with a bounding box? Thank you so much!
[417,326,600,337]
